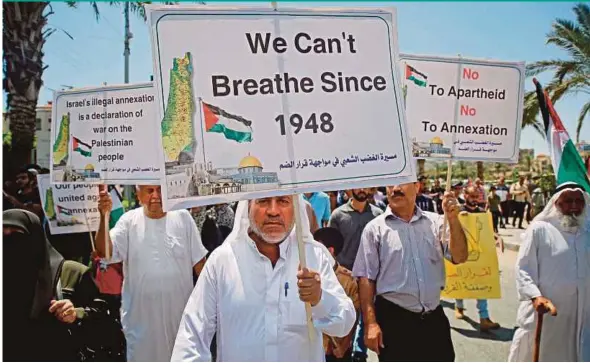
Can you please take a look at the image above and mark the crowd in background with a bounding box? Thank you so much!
[1,160,557,362]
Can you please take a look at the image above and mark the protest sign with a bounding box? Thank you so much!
[442,212,501,299]
[400,54,524,163]
[37,174,100,234]
[50,83,163,184]
[147,5,415,210]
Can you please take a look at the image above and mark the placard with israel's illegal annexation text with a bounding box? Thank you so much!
[400,54,524,163]
[50,83,163,184]
[147,5,415,210]
[37,174,100,234]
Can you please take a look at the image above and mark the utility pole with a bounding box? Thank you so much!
[124,1,131,84]
[123,1,133,206]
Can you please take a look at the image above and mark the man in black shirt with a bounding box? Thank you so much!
[415,175,435,212]
[452,181,465,204]
[3,166,43,220]
[429,179,445,214]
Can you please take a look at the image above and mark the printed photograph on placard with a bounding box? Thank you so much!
[149,6,416,210]
[400,54,525,163]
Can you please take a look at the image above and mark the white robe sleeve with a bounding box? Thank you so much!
[171,259,217,362]
[311,249,356,338]
[515,223,542,301]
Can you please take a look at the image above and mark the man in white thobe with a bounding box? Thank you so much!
[509,182,590,361]
[172,195,356,361]
[96,185,208,361]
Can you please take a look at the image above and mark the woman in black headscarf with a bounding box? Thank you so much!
[3,209,78,361]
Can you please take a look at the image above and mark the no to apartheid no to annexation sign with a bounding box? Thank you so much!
[50,83,163,185]
[400,53,525,163]
[147,5,416,210]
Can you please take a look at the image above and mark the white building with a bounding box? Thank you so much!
[3,102,52,168]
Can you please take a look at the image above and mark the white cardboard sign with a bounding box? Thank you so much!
[147,5,415,210]
[400,54,524,162]
[50,83,163,184]
[37,174,100,234]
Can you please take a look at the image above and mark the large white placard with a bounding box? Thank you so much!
[148,6,415,210]
[37,174,99,234]
[50,83,163,184]
[400,54,524,162]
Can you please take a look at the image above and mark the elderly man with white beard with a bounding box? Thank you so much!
[509,182,590,362]
[172,195,356,362]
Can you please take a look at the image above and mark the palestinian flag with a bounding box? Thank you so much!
[405,64,428,87]
[57,205,73,216]
[73,137,92,157]
[534,79,590,192]
[108,186,125,229]
[202,101,253,143]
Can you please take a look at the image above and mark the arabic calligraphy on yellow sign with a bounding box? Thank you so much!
[441,211,501,299]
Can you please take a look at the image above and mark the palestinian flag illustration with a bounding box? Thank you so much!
[405,64,428,87]
[202,101,253,143]
[73,136,92,157]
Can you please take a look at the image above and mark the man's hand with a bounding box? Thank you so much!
[97,185,112,216]
[364,322,384,355]
[332,344,346,359]
[442,192,461,220]
[297,266,322,306]
[533,296,557,316]
[3,191,21,208]
[49,299,76,324]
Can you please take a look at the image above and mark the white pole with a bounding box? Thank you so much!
[292,195,316,343]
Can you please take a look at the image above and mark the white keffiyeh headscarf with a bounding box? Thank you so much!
[225,194,334,263]
[532,182,590,233]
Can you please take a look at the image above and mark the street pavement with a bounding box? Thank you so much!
[368,249,520,362]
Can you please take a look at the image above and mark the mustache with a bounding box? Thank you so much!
[389,191,405,198]
[263,218,285,226]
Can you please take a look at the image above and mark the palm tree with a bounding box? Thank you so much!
[456,161,468,179]
[417,159,426,176]
[2,2,163,166]
[476,161,484,180]
[523,3,590,143]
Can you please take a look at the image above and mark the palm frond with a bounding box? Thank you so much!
[547,74,590,102]
[573,3,590,38]
[525,59,576,77]
[548,18,590,60]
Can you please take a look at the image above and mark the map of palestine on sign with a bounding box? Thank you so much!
[50,83,164,184]
[400,54,525,163]
[147,5,415,210]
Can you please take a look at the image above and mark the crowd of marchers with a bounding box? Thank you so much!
[3,163,589,362]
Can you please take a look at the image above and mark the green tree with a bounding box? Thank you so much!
[2,2,168,166]
[523,3,590,142]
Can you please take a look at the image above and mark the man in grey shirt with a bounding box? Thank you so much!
[329,188,382,362]
[329,188,383,270]
[353,182,468,362]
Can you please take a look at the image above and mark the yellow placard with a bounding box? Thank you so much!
[441,211,501,299]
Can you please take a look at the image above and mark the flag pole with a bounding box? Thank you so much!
[292,194,316,344]
[84,212,96,252]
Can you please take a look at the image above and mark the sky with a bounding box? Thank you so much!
[37,1,589,156]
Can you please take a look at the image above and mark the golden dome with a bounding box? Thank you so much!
[84,164,94,171]
[238,155,262,169]
[431,136,443,145]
